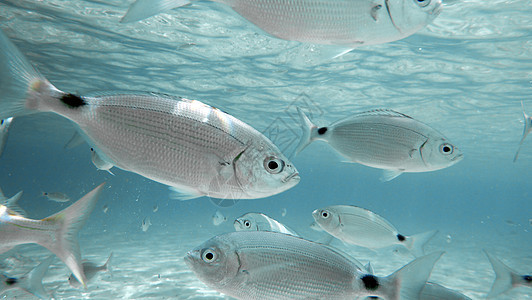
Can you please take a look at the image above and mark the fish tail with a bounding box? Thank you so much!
[5,190,27,217]
[484,250,519,298]
[17,255,54,300]
[375,251,444,300]
[40,183,105,289]
[404,230,438,257]
[295,107,319,155]
[514,100,532,162]
[0,29,62,119]
[121,0,192,23]
[103,252,113,273]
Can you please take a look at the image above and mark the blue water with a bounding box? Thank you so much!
[0,0,531,299]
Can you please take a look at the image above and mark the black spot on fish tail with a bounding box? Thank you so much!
[397,234,406,242]
[317,127,328,135]
[60,93,86,108]
[524,275,532,282]
[361,274,379,291]
[5,277,17,285]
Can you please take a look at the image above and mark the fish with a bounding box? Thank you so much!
[296,108,463,181]
[102,204,109,214]
[234,212,298,236]
[0,30,299,200]
[0,188,26,217]
[0,183,105,288]
[212,210,227,226]
[281,208,287,217]
[141,217,152,232]
[513,101,532,162]
[313,205,438,257]
[42,191,70,203]
[484,250,532,298]
[0,117,13,157]
[90,147,115,175]
[185,231,444,299]
[68,253,113,288]
[153,204,159,212]
[0,256,54,300]
[121,0,442,57]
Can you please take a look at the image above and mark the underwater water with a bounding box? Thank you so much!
[0,0,531,299]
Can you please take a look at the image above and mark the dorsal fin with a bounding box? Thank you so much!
[352,109,413,119]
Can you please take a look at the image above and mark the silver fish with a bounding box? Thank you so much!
[313,205,437,257]
[0,188,26,217]
[68,253,112,288]
[122,0,442,53]
[484,250,532,299]
[185,231,444,299]
[42,191,70,203]
[234,212,298,236]
[141,217,152,232]
[0,30,299,200]
[297,108,463,181]
[0,117,13,157]
[0,183,105,288]
[212,210,227,226]
[0,256,54,300]
[90,147,115,175]
[513,100,532,162]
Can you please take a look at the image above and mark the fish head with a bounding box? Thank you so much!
[419,137,463,170]
[233,213,259,231]
[312,207,341,232]
[184,235,239,290]
[385,0,442,37]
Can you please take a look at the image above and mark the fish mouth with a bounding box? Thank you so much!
[282,172,300,183]
[451,153,464,162]
[184,251,196,268]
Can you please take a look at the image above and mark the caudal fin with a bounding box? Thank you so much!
[404,230,439,257]
[4,190,27,217]
[121,0,191,23]
[40,183,105,289]
[295,107,319,155]
[484,250,521,298]
[17,255,54,300]
[514,101,532,162]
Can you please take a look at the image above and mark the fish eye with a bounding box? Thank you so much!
[201,248,217,263]
[264,156,285,174]
[244,220,251,228]
[321,210,330,219]
[439,143,454,155]
[414,0,431,7]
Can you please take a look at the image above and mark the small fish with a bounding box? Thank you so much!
[68,253,112,288]
[42,191,70,203]
[102,204,109,214]
[234,212,298,236]
[313,205,438,257]
[0,117,13,158]
[296,108,463,181]
[484,250,532,298]
[0,256,54,300]
[0,188,26,217]
[153,205,159,212]
[0,30,299,200]
[122,0,442,57]
[212,210,227,226]
[141,217,152,232]
[281,208,287,217]
[90,148,115,175]
[0,183,105,288]
[514,101,532,162]
[185,231,444,299]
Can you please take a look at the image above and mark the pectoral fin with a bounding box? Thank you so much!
[380,169,403,182]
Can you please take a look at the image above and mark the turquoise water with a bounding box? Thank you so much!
[0,0,531,299]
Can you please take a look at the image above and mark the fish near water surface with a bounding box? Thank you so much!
[122,0,442,56]
[0,256,54,300]
[234,212,298,236]
[0,30,299,200]
[296,108,463,181]
[185,231,444,299]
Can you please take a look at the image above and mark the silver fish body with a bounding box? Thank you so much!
[297,108,463,181]
[0,117,13,157]
[141,217,152,232]
[42,192,70,203]
[90,147,115,175]
[234,212,298,236]
[185,231,443,300]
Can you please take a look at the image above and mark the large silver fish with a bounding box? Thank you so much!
[185,231,443,299]
[513,100,532,162]
[0,30,299,200]
[234,212,298,236]
[0,117,13,157]
[0,256,54,300]
[296,108,463,181]
[0,183,105,288]
[122,0,442,55]
[313,205,437,257]
[484,250,532,299]
[68,253,113,289]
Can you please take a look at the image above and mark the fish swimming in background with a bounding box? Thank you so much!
[0,30,299,200]
[234,212,298,236]
[484,250,532,299]
[42,191,70,203]
[122,0,442,57]
[296,108,463,181]
[153,204,159,213]
[0,188,26,217]
[90,148,115,175]
[68,253,113,288]
[185,231,444,299]
[281,208,287,217]
[313,205,438,257]
[141,217,152,232]
[0,117,13,157]
[0,183,105,288]
[212,210,227,226]
[0,256,54,300]
[102,204,109,214]
[513,101,532,162]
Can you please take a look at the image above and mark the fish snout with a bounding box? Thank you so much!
[184,250,198,268]
[282,171,300,184]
